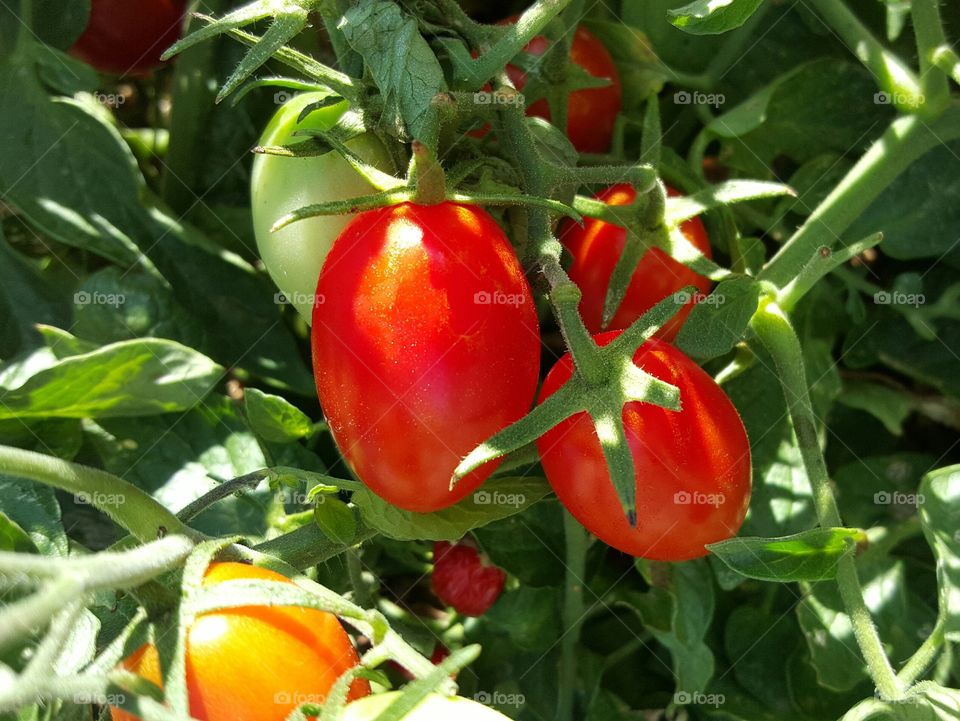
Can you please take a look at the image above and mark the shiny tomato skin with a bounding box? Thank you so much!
[252,92,395,322]
[559,184,712,340]
[504,23,621,153]
[70,0,187,75]
[110,562,368,721]
[432,541,506,616]
[312,202,540,513]
[536,333,751,561]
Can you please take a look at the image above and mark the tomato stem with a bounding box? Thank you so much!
[408,141,447,205]
[558,511,588,721]
[749,300,905,701]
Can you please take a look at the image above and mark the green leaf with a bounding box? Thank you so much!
[473,500,566,587]
[708,527,863,582]
[675,277,761,360]
[313,497,358,546]
[353,476,550,541]
[668,0,765,35]
[244,388,314,443]
[0,338,221,420]
[836,380,914,436]
[340,1,446,142]
[666,180,795,223]
[484,587,561,651]
[0,476,68,556]
[918,465,960,641]
[580,20,665,111]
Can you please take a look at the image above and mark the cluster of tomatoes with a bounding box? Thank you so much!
[75,5,752,719]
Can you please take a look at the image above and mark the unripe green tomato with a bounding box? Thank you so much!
[343,692,514,721]
[251,92,395,321]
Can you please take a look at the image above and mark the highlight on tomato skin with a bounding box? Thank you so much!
[499,19,622,154]
[536,333,752,562]
[109,562,368,721]
[559,184,713,341]
[311,201,540,514]
[70,0,188,76]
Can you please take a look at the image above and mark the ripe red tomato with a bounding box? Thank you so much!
[432,540,506,616]
[559,184,712,340]
[70,0,187,76]
[312,202,540,513]
[504,22,621,153]
[110,562,368,721]
[536,333,751,561]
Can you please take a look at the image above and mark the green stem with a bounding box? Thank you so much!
[760,107,960,287]
[558,511,588,721]
[932,46,960,86]
[910,0,950,112]
[347,549,373,608]
[749,300,903,700]
[898,613,946,685]
[0,445,201,543]
[806,0,923,112]
[251,523,378,570]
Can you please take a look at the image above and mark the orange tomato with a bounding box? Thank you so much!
[111,562,368,721]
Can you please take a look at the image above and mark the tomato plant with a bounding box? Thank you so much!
[536,333,751,561]
[312,201,540,512]
[69,0,187,75]
[559,184,712,339]
[252,92,395,322]
[504,21,621,154]
[432,540,506,616]
[110,562,368,721]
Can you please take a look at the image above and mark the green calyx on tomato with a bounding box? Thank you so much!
[560,184,713,341]
[536,333,752,561]
[252,92,395,322]
[312,200,540,513]
[343,692,514,721]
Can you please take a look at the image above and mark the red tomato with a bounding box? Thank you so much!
[70,0,187,76]
[504,22,621,153]
[432,540,506,616]
[559,184,712,340]
[312,202,540,512]
[536,333,751,561]
[110,562,368,721]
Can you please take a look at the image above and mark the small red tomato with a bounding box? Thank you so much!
[110,562,368,721]
[70,0,187,75]
[504,22,622,153]
[432,540,506,616]
[536,333,751,561]
[312,202,540,513]
[559,184,712,340]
